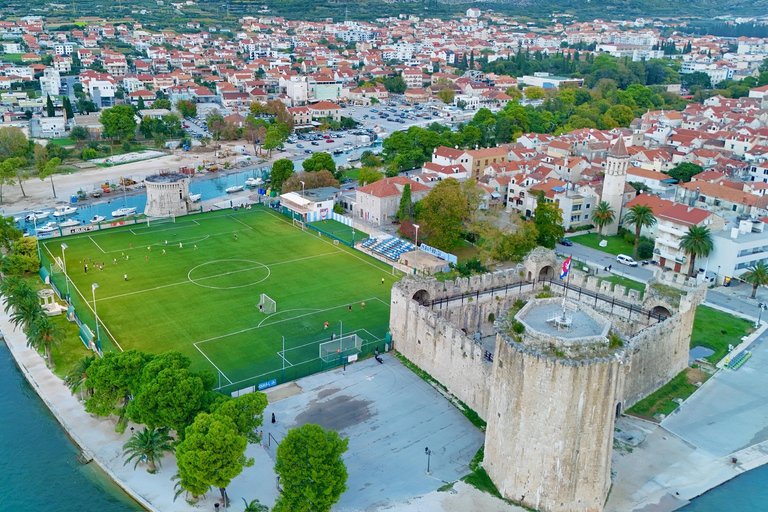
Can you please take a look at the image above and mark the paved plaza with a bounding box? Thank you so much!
[261,354,485,511]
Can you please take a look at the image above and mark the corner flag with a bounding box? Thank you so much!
[560,256,572,280]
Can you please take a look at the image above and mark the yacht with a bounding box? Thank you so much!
[332,148,344,155]
[59,218,80,228]
[189,193,202,202]
[111,207,137,218]
[90,215,106,224]
[25,210,50,222]
[52,206,77,217]
[244,177,263,187]
[226,185,244,193]
[35,221,58,233]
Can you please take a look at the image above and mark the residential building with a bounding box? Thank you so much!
[355,177,430,225]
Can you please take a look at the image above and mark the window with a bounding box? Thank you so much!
[585,203,591,209]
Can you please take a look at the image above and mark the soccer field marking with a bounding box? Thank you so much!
[187,259,271,290]
[277,350,294,368]
[193,343,233,384]
[129,219,201,235]
[256,297,384,328]
[41,243,124,352]
[262,209,393,276]
[227,214,252,229]
[88,235,107,254]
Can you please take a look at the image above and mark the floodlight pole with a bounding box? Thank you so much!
[61,243,70,303]
[282,335,285,381]
[413,223,420,247]
[32,216,41,261]
[300,180,305,199]
[92,283,101,351]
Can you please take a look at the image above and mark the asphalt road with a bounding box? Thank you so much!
[560,242,656,282]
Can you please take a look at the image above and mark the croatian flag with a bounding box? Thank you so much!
[560,256,572,280]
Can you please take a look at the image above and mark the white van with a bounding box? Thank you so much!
[616,254,638,267]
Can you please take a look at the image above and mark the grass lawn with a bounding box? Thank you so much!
[691,305,754,364]
[627,368,703,419]
[343,167,361,180]
[40,207,396,395]
[452,240,480,263]
[50,138,76,147]
[570,233,644,259]
[308,218,368,245]
[2,53,24,63]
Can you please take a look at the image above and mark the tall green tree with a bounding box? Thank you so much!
[38,157,61,198]
[302,152,337,177]
[28,314,64,368]
[533,191,565,249]
[271,158,294,191]
[679,225,713,277]
[667,162,703,183]
[122,427,175,473]
[419,178,471,250]
[743,261,768,299]
[0,157,22,203]
[357,167,383,186]
[0,214,22,250]
[396,183,413,222]
[176,413,253,499]
[84,349,154,417]
[46,95,55,117]
[623,204,657,259]
[6,281,41,332]
[175,99,197,118]
[274,424,348,512]
[211,392,268,444]
[100,105,138,141]
[137,96,146,111]
[591,201,615,236]
[65,354,96,397]
[62,96,74,120]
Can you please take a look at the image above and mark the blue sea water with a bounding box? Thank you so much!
[679,463,768,511]
[0,341,143,512]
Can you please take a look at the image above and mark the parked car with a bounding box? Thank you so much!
[311,141,319,146]
[558,238,573,247]
[616,254,638,267]
[296,143,304,148]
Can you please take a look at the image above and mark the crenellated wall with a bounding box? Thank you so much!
[388,249,706,512]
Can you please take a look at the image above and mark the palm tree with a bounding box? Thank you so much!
[28,315,64,368]
[242,498,269,512]
[65,354,96,398]
[679,225,714,278]
[3,279,35,315]
[0,275,22,300]
[743,261,768,299]
[623,205,657,259]
[591,201,615,237]
[10,294,43,332]
[123,427,175,473]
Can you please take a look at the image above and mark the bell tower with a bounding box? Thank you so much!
[601,137,629,236]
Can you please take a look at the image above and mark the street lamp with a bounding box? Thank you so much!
[300,180,305,198]
[91,283,101,351]
[425,446,432,475]
[716,265,721,286]
[61,243,70,302]
[757,303,767,329]
[413,223,420,247]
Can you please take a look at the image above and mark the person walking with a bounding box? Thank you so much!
[381,277,385,285]
[271,413,276,424]
[361,301,365,309]
[124,273,128,281]
[179,242,183,249]
[84,264,88,274]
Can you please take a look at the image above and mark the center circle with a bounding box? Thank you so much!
[187,259,270,289]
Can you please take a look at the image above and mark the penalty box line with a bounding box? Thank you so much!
[193,343,233,384]
[277,327,376,368]
[129,219,201,235]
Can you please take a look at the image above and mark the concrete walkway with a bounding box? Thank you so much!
[0,306,278,512]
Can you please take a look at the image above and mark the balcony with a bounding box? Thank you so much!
[657,223,687,238]
[656,237,681,249]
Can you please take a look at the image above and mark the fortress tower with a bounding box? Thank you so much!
[601,137,629,236]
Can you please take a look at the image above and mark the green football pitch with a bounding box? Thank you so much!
[40,206,396,394]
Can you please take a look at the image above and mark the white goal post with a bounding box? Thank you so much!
[292,218,305,230]
[319,333,362,363]
[257,293,276,314]
[146,215,176,227]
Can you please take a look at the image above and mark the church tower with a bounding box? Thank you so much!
[601,137,629,236]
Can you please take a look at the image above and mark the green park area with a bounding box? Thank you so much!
[628,305,753,419]
[569,233,641,258]
[41,206,396,395]
[308,218,368,245]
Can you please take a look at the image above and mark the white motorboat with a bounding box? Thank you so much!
[244,177,263,187]
[347,156,361,163]
[59,219,80,228]
[189,193,202,202]
[35,221,58,233]
[25,210,49,222]
[90,215,106,224]
[226,185,244,193]
[111,207,137,218]
[52,206,77,217]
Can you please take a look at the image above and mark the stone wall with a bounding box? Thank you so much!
[484,333,625,512]
[390,282,494,420]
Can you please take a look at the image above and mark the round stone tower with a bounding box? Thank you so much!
[144,173,191,218]
[484,298,627,512]
[601,137,629,236]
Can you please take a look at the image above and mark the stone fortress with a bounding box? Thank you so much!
[389,247,706,512]
[144,172,194,218]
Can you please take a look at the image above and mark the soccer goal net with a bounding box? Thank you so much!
[146,215,176,227]
[257,293,276,314]
[319,333,362,363]
[292,218,305,230]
